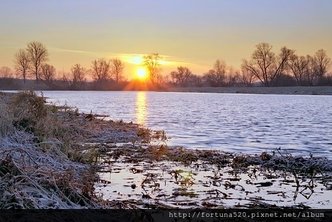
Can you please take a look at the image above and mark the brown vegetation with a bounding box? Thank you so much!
[0,91,149,208]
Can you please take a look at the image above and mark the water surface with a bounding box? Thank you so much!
[42,91,332,158]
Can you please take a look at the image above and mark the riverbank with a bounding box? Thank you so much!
[0,91,152,208]
[168,86,332,95]
[0,91,331,209]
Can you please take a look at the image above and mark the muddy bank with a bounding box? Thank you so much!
[168,86,332,95]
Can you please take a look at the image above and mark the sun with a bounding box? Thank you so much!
[136,67,148,80]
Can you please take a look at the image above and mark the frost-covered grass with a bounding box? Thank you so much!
[0,92,98,208]
[0,91,147,209]
[0,130,97,208]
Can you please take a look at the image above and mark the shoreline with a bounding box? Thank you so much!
[0,91,331,209]
[166,86,332,95]
[2,86,332,96]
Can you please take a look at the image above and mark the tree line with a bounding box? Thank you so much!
[6,41,126,90]
[0,41,331,90]
[168,43,331,87]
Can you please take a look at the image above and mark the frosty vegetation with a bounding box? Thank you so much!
[0,91,149,208]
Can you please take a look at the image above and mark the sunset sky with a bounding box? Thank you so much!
[1,0,332,79]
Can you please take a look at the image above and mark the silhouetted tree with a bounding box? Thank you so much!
[227,71,241,86]
[289,54,310,86]
[303,55,316,86]
[71,64,86,89]
[111,58,124,83]
[26,41,48,82]
[289,50,330,86]
[213,60,227,84]
[240,67,255,86]
[40,64,56,85]
[312,49,331,84]
[143,53,162,83]
[187,74,202,87]
[170,66,192,86]
[242,43,293,86]
[203,60,227,86]
[14,49,30,83]
[91,58,111,82]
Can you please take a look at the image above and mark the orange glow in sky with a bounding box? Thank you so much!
[120,54,177,80]
[0,0,331,79]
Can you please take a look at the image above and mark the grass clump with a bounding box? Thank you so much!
[11,91,47,133]
[0,92,100,208]
[7,91,87,161]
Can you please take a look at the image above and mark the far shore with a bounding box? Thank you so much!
[2,86,332,96]
[166,86,332,95]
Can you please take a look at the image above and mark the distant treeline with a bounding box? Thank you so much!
[1,41,331,90]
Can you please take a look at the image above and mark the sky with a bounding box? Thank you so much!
[0,0,332,79]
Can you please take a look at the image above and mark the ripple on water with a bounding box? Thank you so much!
[43,91,332,159]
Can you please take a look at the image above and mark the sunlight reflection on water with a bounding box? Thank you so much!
[135,91,147,125]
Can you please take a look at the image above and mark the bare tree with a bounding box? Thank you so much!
[203,70,220,86]
[143,53,162,83]
[14,49,30,83]
[111,58,124,83]
[289,54,310,86]
[240,67,255,86]
[303,55,316,86]
[312,49,331,81]
[242,43,293,86]
[213,59,227,84]
[71,64,86,89]
[203,60,227,87]
[188,74,202,87]
[40,64,56,85]
[0,66,13,78]
[26,41,48,82]
[91,58,111,82]
[301,51,331,86]
[170,66,192,86]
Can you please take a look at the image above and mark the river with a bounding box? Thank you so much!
[42,91,332,158]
